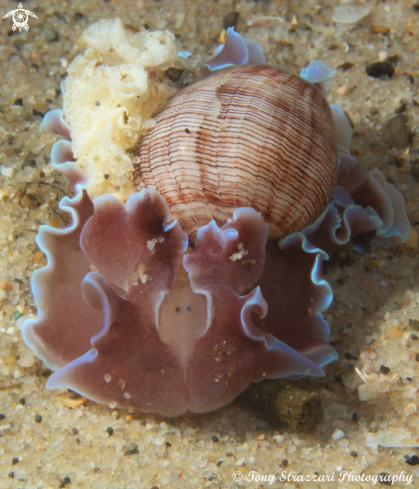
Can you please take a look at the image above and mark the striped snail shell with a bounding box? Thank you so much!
[133,64,338,240]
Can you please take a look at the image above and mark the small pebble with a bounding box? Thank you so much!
[394,102,407,114]
[179,70,195,86]
[349,450,358,457]
[379,365,391,375]
[38,367,52,377]
[403,403,417,417]
[13,98,23,106]
[32,108,45,118]
[0,279,10,290]
[223,12,240,30]
[358,384,370,401]
[378,472,392,486]
[152,436,165,446]
[378,51,389,62]
[35,414,42,423]
[0,413,5,420]
[12,458,19,465]
[1,167,15,178]
[336,62,354,71]
[332,5,370,23]
[371,25,390,35]
[336,85,350,95]
[409,319,419,330]
[196,458,208,468]
[405,228,418,248]
[17,350,35,368]
[45,29,60,42]
[124,448,139,456]
[59,476,71,488]
[24,158,37,168]
[106,427,113,436]
[74,12,84,21]
[405,455,419,465]
[54,13,67,23]
[8,472,14,478]
[19,398,25,405]
[212,435,219,442]
[365,61,394,78]
[381,114,410,149]
[388,56,399,66]
[331,429,345,441]
[165,67,182,82]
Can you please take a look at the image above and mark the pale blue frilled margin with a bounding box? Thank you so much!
[199,27,266,72]
[279,232,338,369]
[21,181,87,370]
[21,110,88,370]
[280,232,333,315]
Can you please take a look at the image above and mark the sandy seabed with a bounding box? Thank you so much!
[0,0,419,488]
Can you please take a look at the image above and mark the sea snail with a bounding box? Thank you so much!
[20,22,410,416]
[134,64,339,240]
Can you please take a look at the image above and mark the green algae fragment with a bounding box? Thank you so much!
[237,379,324,433]
[12,310,22,320]
[409,319,419,331]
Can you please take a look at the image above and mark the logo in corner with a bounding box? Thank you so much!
[3,3,38,32]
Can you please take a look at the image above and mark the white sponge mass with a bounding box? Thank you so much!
[62,17,178,199]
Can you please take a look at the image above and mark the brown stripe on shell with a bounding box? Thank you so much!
[133,64,338,240]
